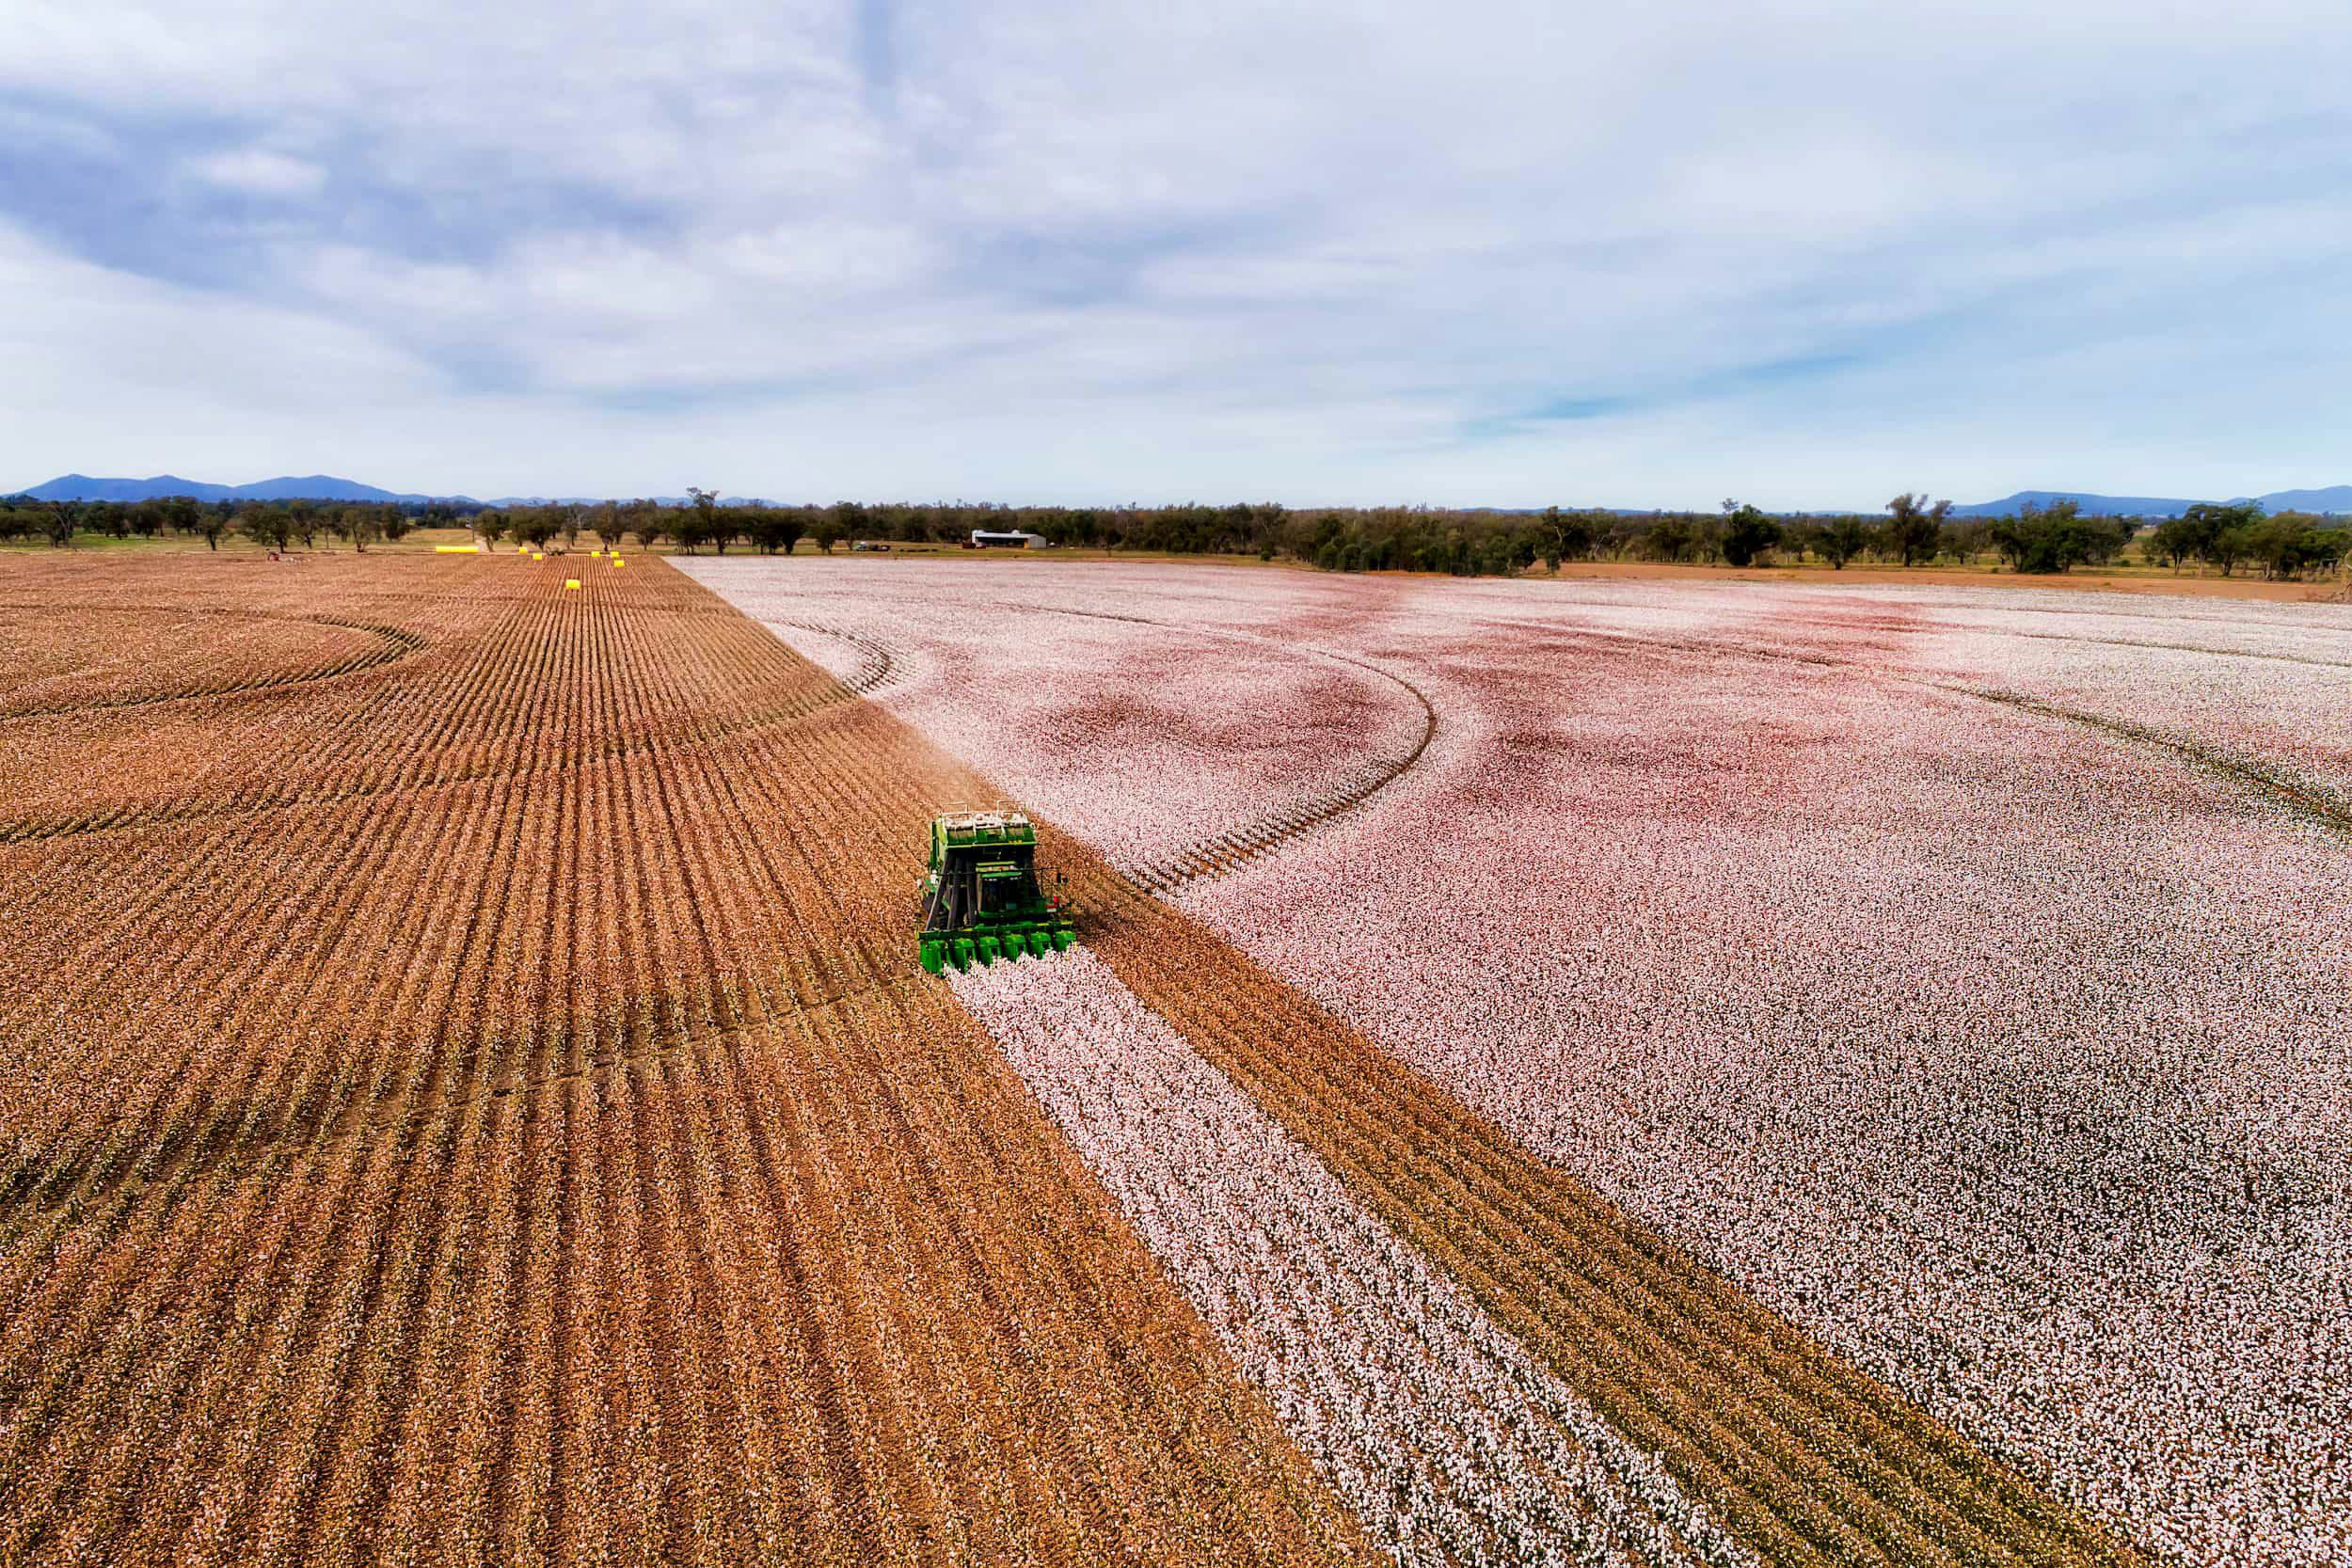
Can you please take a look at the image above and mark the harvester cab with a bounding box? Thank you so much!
[919,810,1076,974]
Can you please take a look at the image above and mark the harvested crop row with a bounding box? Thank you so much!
[954,945,1756,1568]
[0,553,1369,1567]
[0,600,417,719]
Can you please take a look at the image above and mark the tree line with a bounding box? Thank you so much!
[4,489,2344,580]
[0,494,426,552]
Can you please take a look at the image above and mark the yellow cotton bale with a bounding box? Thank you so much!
[564,578,582,590]
[532,552,545,561]
[433,544,481,554]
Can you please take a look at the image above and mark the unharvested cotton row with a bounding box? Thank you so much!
[952,947,1755,1568]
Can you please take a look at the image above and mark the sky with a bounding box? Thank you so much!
[3,0,2349,510]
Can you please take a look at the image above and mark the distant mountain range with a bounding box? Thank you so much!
[13,473,452,504]
[6,474,782,508]
[12,472,2352,517]
[2244,485,2352,515]
[1947,486,2352,518]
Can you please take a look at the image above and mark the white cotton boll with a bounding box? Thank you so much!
[951,947,1756,1568]
[687,557,2352,1568]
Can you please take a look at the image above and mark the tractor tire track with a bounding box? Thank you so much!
[1523,621,2352,844]
[0,606,426,721]
[1944,684,2352,836]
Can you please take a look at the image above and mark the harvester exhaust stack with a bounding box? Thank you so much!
[919,809,1076,974]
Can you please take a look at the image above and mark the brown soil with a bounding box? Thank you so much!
[0,553,1369,1568]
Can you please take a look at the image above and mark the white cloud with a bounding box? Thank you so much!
[185,148,325,197]
[2,0,2349,505]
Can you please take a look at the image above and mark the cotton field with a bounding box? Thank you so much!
[952,946,1754,1568]
[8,546,2337,1568]
[690,556,2352,1568]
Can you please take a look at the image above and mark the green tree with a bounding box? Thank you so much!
[1987,499,2127,573]
[240,503,293,552]
[2074,510,2133,567]
[2180,501,2264,576]
[1535,506,1597,571]
[685,486,728,553]
[1939,518,1991,564]
[744,509,805,555]
[2300,525,2349,578]
[2241,513,2345,578]
[2147,511,2214,572]
[1883,493,1953,567]
[2208,526,2250,577]
[613,500,659,547]
[1644,515,1696,562]
[1811,515,1871,569]
[40,500,80,547]
[1535,506,1565,571]
[326,506,368,550]
[1719,499,1782,567]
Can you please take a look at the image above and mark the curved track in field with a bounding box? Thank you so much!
[1527,619,2352,843]
[752,618,899,695]
[1016,605,1439,895]
[1980,627,2352,670]
[0,657,874,846]
[1947,683,2352,836]
[0,610,884,850]
[0,601,427,721]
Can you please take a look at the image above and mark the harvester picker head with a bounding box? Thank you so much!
[918,809,1076,974]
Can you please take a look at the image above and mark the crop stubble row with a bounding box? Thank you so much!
[0,554,1366,1567]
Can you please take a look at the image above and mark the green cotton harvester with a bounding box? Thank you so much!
[918,810,1076,974]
